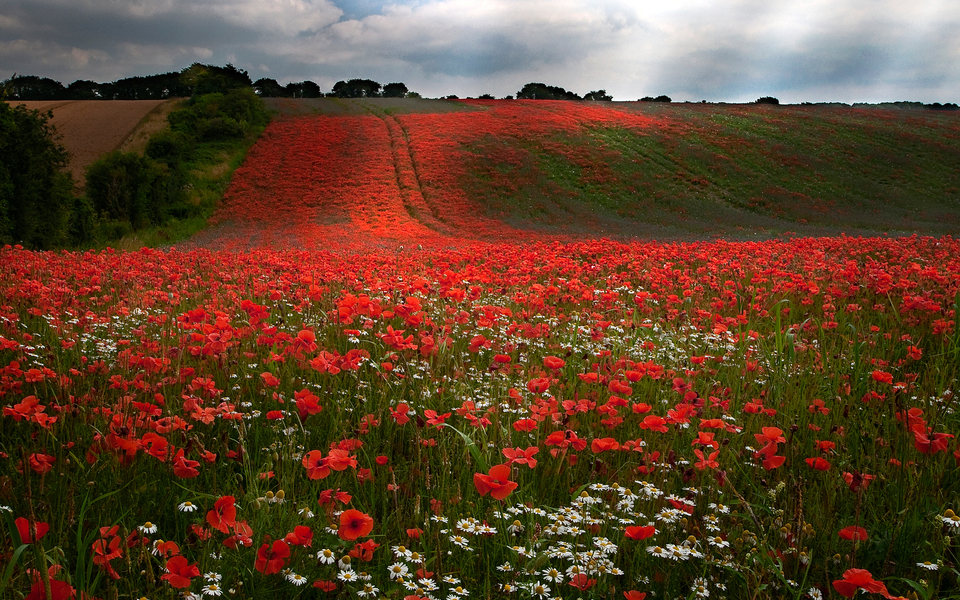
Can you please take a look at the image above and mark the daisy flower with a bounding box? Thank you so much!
[138,522,158,534]
[287,572,308,586]
[317,548,335,564]
[201,584,223,597]
[177,501,197,512]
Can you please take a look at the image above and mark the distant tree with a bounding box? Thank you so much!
[405,91,422,99]
[107,72,188,100]
[445,95,459,100]
[285,81,322,98]
[502,95,514,100]
[332,79,382,98]
[583,89,613,101]
[0,102,75,248]
[382,82,409,98]
[477,93,495,100]
[756,96,780,105]
[1,74,68,100]
[253,78,288,97]
[655,95,671,103]
[516,83,580,100]
[67,80,102,99]
[180,63,252,95]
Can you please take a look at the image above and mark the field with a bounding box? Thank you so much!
[7,100,175,184]
[1,100,960,600]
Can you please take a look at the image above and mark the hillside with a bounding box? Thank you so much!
[8,99,177,184]
[183,98,960,251]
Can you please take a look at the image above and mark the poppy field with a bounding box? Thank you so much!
[3,100,960,600]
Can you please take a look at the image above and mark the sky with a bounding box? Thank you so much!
[1,0,958,103]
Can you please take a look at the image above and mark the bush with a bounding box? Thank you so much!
[85,151,172,230]
[756,96,780,105]
[0,102,75,248]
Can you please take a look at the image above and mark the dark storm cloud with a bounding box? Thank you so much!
[1,0,958,102]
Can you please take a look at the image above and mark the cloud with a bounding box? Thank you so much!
[1,0,958,102]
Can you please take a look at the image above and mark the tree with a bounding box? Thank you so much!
[382,82,408,98]
[1,74,68,100]
[332,79,382,98]
[583,89,613,101]
[0,102,75,248]
[285,81,322,98]
[516,83,580,100]
[756,96,780,105]
[253,78,288,97]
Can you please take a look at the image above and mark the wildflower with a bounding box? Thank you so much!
[356,583,379,597]
[838,526,868,541]
[337,571,358,582]
[529,582,551,598]
[255,540,290,575]
[541,567,564,583]
[178,501,198,512]
[624,525,656,540]
[317,548,336,564]
[203,572,222,583]
[338,509,374,541]
[388,563,409,579]
[138,522,158,534]
[832,568,890,598]
[647,545,670,558]
[161,556,200,589]
[473,463,518,500]
[939,509,960,531]
[917,561,938,571]
[201,584,223,597]
[449,535,471,549]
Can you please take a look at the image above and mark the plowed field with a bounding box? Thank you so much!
[9,99,173,183]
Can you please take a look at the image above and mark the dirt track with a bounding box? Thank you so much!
[9,99,172,184]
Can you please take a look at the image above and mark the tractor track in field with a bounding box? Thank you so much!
[357,100,453,235]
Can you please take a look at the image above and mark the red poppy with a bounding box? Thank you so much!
[283,525,313,547]
[161,555,200,588]
[805,456,831,471]
[338,509,374,541]
[591,438,620,452]
[302,450,330,479]
[624,525,656,540]
[15,517,49,543]
[206,495,237,533]
[255,539,290,574]
[832,568,890,598]
[473,463,518,500]
[503,446,539,468]
[838,525,868,541]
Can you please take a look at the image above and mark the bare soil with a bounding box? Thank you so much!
[9,99,176,185]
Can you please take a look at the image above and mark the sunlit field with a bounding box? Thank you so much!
[3,100,960,600]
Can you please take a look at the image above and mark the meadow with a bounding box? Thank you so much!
[2,99,960,600]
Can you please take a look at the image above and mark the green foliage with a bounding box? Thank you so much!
[332,79,383,98]
[0,102,76,248]
[382,82,409,98]
[80,88,268,247]
[583,89,613,101]
[516,82,581,100]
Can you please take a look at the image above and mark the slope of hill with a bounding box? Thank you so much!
[8,99,176,185]
[183,98,960,250]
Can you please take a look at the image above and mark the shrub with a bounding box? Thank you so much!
[0,102,75,248]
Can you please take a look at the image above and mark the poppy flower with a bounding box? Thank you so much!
[502,446,539,468]
[284,525,314,547]
[338,509,374,541]
[831,568,890,598]
[473,463,518,500]
[15,517,49,543]
[161,555,200,588]
[624,525,656,540]
[303,450,331,480]
[206,495,237,533]
[805,456,831,471]
[838,525,868,541]
[255,539,290,574]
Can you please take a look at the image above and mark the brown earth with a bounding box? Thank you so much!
[7,99,178,185]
